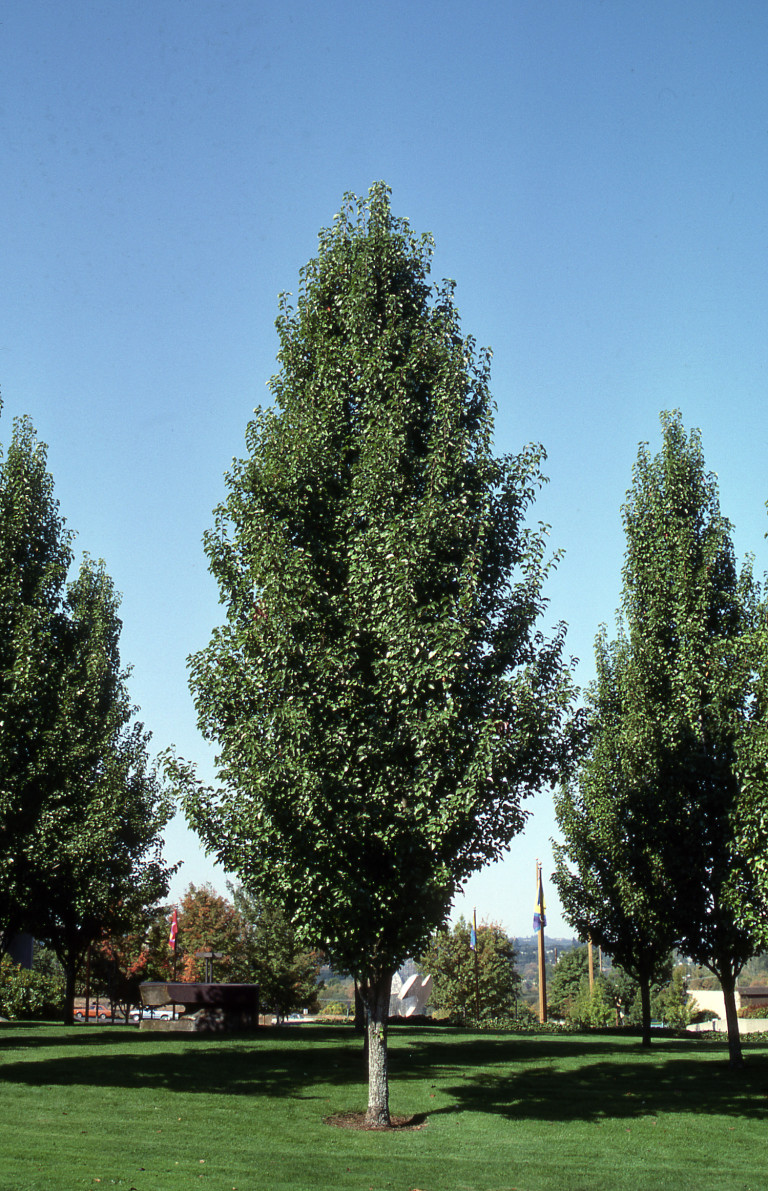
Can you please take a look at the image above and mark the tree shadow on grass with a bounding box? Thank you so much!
[0,1025,372,1100]
[0,1021,359,1051]
[428,1046,768,1125]
[3,1025,767,1125]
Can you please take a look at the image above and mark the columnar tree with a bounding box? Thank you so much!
[0,414,73,944]
[553,632,679,1046]
[181,184,574,1125]
[556,412,768,1066]
[0,410,174,1020]
[31,558,174,1022]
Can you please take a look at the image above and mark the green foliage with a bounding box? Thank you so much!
[547,946,589,1020]
[230,884,321,1019]
[655,966,692,1030]
[0,412,175,1021]
[552,625,679,1026]
[318,1000,348,1017]
[420,916,520,1024]
[0,953,63,1020]
[554,412,768,1061]
[177,184,575,1121]
[318,976,355,1012]
[738,1004,768,1019]
[549,947,691,1031]
[32,558,175,1018]
[0,415,74,941]
[568,975,616,1028]
[179,181,573,983]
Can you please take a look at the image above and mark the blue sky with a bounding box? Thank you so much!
[2,1,768,938]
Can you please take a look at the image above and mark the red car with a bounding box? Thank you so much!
[73,1004,111,1021]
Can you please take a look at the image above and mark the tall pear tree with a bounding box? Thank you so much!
[0,409,174,1021]
[555,412,768,1067]
[182,184,575,1125]
[0,413,73,945]
[32,558,175,1023]
[553,630,678,1047]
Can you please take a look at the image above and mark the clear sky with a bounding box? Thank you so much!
[2,1,768,939]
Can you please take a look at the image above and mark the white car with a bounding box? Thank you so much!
[129,1006,175,1022]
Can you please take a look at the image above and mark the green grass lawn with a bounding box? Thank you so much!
[0,1022,766,1191]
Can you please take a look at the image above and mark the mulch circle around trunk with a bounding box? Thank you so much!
[324,1111,428,1131]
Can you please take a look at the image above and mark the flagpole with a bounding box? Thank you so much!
[536,861,547,1024]
[168,907,179,1020]
[472,907,480,1020]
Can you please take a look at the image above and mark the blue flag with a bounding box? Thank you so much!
[533,874,546,932]
[470,909,477,951]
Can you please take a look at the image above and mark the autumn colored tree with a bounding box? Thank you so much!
[175,883,249,983]
[93,903,177,1014]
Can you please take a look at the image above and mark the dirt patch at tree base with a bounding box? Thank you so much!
[324,1111,428,1131]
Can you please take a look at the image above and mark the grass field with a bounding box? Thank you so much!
[1,1022,766,1191]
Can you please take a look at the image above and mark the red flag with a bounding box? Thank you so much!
[168,908,178,951]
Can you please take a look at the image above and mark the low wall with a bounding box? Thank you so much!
[687,988,768,1034]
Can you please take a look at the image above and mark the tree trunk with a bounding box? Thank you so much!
[63,962,77,1026]
[639,972,652,1048]
[354,979,366,1034]
[363,970,393,1128]
[721,973,744,1070]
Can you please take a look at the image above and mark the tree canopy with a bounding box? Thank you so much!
[554,412,768,1065]
[0,410,174,1021]
[180,184,575,1124]
[553,630,679,1045]
[419,917,520,1024]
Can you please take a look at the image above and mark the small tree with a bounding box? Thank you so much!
[547,946,589,1020]
[175,884,248,983]
[30,559,174,1023]
[179,185,575,1124]
[94,902,177,1016]
[231,885,321,1021]
[420,917,520,1023]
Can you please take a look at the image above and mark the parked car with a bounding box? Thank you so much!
[74,1004,110,1021]
[128,1006,176,1022]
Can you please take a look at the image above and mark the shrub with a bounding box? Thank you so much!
[0,954,63,1020]
[318,1001,348,1017]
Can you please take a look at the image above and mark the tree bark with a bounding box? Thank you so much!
[63,962,77,1026]
[354,979,366,1034]
[363,970,393,1128]
[721,972,744,1070]
[639,972,652,1048]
